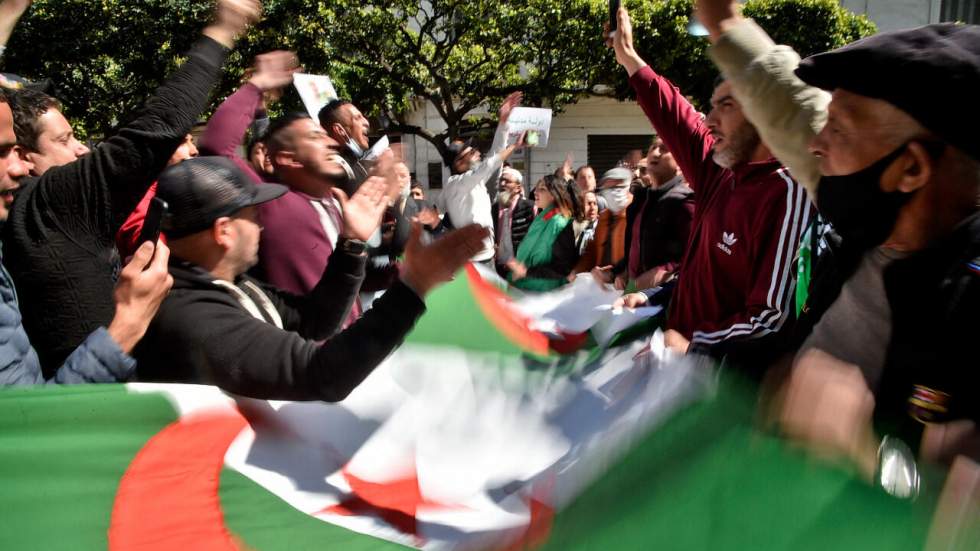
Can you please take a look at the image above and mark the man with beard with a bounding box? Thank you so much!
[491,167,534,267]
[607,7,813,369]
[700,0,980,490]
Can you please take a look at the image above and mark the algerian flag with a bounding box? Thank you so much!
[0,267,936,550]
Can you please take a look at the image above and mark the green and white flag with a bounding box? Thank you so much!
[0,266,936,550]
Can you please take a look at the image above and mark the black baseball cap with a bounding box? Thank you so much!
[796,23,980,161]
[157,156,287,238]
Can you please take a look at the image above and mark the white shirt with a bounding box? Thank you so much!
[437,123,510,261]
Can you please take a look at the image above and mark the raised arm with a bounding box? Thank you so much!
[607,7,716,192]
[199,51,298,160]
[33,0,260,231]
[699,0,827,200]
[0,0,31,57]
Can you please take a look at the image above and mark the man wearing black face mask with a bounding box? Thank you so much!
[703,0,980,489]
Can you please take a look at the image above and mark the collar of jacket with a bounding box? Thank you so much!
[168,257,246,290]
[729,157,786,184]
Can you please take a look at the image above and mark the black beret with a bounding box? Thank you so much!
[796,23,980,161]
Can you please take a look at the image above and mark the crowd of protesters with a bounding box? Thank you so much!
[0,0,976,512]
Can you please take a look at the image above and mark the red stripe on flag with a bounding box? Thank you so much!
[109,410,248,551]
[464,264,551,356]
[322,466,458,542]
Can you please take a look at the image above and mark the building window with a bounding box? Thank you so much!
[941,0,980,24]
[427,162,443,189]
[587,134,655,177]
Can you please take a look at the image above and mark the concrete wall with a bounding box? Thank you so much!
[839,0,942,31]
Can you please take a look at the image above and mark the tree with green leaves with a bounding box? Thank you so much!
[1,0,873,161]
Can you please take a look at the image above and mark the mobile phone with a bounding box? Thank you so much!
[138,197,169,246]
[609,0,621,34]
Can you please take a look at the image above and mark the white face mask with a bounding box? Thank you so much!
[346,136,364,159]
[599,186,630,213]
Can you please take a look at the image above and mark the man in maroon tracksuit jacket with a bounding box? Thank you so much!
[609,8,813,367]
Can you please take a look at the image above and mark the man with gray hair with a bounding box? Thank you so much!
[700,0,980,487]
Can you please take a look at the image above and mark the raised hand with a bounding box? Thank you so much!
[603,7,646,76]
[205,0,262,48]
[695,0,741,41]
[249,50,301,92]
[333,177,388,243]
[0,0,34,47]
[107,240,174,353]
[498,91,524,125]
[400,223,489,298]
[558,152,574,180]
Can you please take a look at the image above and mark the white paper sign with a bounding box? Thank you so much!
[293,73,339,121]
[506,107,552,148]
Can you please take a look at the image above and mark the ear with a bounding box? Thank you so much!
[273,149,300,170]
[892,142,934,193]
[212,217,234,250]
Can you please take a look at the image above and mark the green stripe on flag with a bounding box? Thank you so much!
[220,468,410,550]
[541,377,935,551]
[0,385,178,550]
[407,267,530,356]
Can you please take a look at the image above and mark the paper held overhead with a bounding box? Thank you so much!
[506,106,553,148]
[293,73,339,121]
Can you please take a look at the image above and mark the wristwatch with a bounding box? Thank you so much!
[874,435,920,500]
[338,237,368,256]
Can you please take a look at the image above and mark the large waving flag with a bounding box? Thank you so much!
[0,267,938,550]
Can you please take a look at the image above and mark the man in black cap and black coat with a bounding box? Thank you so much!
[700,0,980,496]
[133,156,487,402]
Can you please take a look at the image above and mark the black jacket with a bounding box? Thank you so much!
[2,37,230,376]
[134,250,426,402]
[491,198,535,253]
[795,213,980,446]
[616,178,695,277]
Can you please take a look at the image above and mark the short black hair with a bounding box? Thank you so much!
[712,73,726,89]
[8,88,62,151]
[318,98,352,128]
[263,112,312,159]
